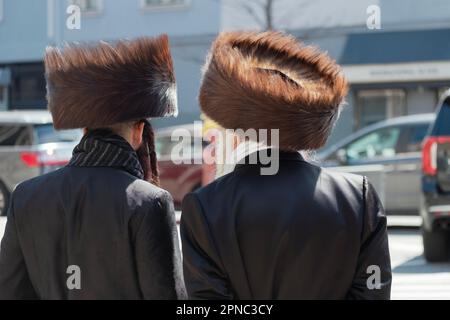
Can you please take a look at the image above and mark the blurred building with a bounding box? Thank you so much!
[0,0,220,128]
[1,0,450,140]
[222,0,450,146]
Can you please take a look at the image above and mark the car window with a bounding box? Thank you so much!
[345,126,402,161]
[402,124,430,153]
[34,124,82,144]
[0,125,33,146]
[431,98,450,136]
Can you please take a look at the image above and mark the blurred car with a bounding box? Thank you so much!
[318,113,435,216]
[0,110,82,216]
[421,90,450,262]
[156,124,205,210]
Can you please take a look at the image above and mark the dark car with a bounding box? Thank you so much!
[318,114,434,216]
[421,92,450,262]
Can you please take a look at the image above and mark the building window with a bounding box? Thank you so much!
[10,64,47,110]
[141,0,189,11]
[355,89,406,129]
[0,0,3,22]
[70,0,103,15]
[0,67,10,110]
[0,86,7,110]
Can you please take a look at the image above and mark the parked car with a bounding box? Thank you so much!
[156,124,205,210]
[318,113,435,216]
[0,110,83,216]
[421,91,450,262]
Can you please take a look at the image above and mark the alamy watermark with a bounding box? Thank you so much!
[366,5,381,30]
[366,265,382,290]
[63,263,381,291]
[66,265,81,290]
[66,4,81,30]
[169,121,280,176]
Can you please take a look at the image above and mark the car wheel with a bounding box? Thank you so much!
[0,182,10,217]
[422,227,450,262]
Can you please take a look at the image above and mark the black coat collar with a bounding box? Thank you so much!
[234,148,305,171]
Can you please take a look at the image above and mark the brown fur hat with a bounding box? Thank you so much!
[199,31,348,150]
[45,35,177,130]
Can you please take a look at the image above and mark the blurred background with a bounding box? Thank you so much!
[1,0,450,134]
[1,0,450,299]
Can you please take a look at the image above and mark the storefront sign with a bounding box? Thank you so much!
[343,61,450,83]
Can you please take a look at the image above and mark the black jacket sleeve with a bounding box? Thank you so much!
[0,195,37,300]
[180,193,233,300]
[346,177,392,300]
[132,191,187,300]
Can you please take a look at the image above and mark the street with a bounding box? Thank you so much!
[0,217,449,299]
[389,228,450,299]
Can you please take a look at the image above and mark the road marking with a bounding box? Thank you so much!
[387,215,422,227]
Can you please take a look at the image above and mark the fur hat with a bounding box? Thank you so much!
[199,31,348,150]
[45,35,177,130]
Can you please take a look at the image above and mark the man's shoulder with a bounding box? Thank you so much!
[14,166,173,208]
[126,180,176,238]
[190,161,366,208]
[14,167,67,196]
[200,161,364,189]
[126,178,173,207]
[287,158,365,187]
[189,170,237,202]
[9,168,69,218]
[320,166,365,188]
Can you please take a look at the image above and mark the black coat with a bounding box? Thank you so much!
[0,166,186,300]
[181,151,391,300]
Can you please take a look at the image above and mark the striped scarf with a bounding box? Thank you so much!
[69,129,144,180]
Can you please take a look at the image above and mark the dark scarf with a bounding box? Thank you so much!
[69,129,145,180]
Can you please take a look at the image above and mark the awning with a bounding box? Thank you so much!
[340,28,450,84]
[340,28,450,65]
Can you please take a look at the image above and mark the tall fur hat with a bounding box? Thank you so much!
[45,35,177,130]
[199,31,348,150]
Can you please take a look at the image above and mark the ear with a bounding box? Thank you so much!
[131,121,145,150]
